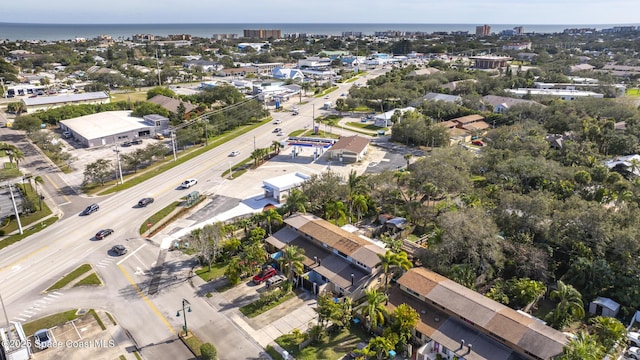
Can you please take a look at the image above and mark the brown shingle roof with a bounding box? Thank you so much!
[148,94,197,114]
[397,267,567,360]
[298,220,368,256]
[329,135,369,153]
[451,114,485,124]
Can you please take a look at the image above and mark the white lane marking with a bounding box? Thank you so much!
[117,244,146,265]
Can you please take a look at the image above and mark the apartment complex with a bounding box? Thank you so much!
[243,29,282,39]
[476,24,491,37]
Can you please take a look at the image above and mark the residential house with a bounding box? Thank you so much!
[182,59,222,72]
[373,107,416,127]
[482,95,542,114]
[391,267,567,360]
[265,213,387,298]
[147,95,197,116]
[437,115,490,144]
[570,63,595,72]
[327,135,370,163]
[604,154,640,178]
[423,92,462,104]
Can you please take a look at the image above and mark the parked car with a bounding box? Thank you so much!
[253,266,277,284]
[81,203,99,216]
[180,179,197,189]
[154,134,165,140]
[33,329,52,349]
[229,151,240,157]
[137,198,154,207]
[265,274,286,287]
[629,332,640,347]
[131,139,143,145]
[62,131,72,139]
[121,141,132,147]
[111,245,128,256]
[628,347,640,360]
[95,229,114,240]
[471,140,486,147]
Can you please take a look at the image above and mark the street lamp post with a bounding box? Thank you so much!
[176,298,192,336]
[113,145,124,185]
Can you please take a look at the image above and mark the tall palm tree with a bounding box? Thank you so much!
[34,175,45,210]
[280,245,305,283]
[261,208,283,235]
[284,188,309,215]
[271,140,283,155]
[352,194,368,222]
[376,250,412,293]
[548,280,585,329]
[325,200,348,225]
[360,289,387,332]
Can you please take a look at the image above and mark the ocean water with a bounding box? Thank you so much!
[0,22,637,41]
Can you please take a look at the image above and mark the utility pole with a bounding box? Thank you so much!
[8,184,23,235]
[171,131,177,161]
[312,104,315,133]
[113,144,124,185]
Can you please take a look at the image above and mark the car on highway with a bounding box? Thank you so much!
[253,266,277,284]
[273,119,282,124]
[630,332,640,347]
[111,245,128,256]
[95,229,114,240]
[273,128,282,133]
[277,132,285,136]
[137,197,154,207]
[628,347,640,360]
[180,179,198,189]
[80,203,99,216]
[34,329,52,349]
[324,95,329,99]
[229,151,240,157]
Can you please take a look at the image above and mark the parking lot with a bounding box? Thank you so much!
[30,310,137,360]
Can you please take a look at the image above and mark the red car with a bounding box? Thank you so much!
[253,266,277,284]
[471,140,486,147]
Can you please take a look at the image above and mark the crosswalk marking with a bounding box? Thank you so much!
[11,291,65,323]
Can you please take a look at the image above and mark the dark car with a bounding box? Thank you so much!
[111,245,128,256]
[121,141,132,147]
[138,197,154,207]
[131,139,143,145]
[81,203,99,216]
[253,266,277,284]
[95,229,114,240]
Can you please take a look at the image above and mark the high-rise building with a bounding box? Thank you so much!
[243,29,282,39]
[475,24,491,37]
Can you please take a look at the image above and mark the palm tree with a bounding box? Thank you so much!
[403,153,412,169]
[360,289,387,332]
[352,194,368,222]
[589,316,626,350]
[34,175,45,210]
[284,188,309,215]
[548,280,585,329]
[325,200,348,225]
[559,330,604,360]
[280,245,305,283]
[376,250,413,293]
[271,140,283,155]
[261,208,283,235]
[250,149,262,167]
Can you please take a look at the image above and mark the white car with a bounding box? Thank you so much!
[34,329,52,349]
[229,151,240,157]
[180,179,198,189]
[629,332,640,347]
[629,347,640,360]
[273,119,282,124]
[277,132,284,136]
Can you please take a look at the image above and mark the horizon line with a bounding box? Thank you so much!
[1,21,639,26]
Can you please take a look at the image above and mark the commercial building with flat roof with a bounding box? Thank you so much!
[59,111,162,148]
[22,91,110,113]
[506,88,604,100]
[262,172,311,204]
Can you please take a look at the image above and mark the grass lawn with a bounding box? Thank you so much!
[195,262,228,282]
[22,310,79,336]
[47,264,93,291]
[139,201,181,235]
[346,121,386,131]
[240,289,297,318]
[111,92,148,103]
[74,273,103,287]
[0,183,54,236]
[276,325,369,360]
[0,217,58,250]
[626,88,640,96]
[181,332,203,357]
[298,129,340,139]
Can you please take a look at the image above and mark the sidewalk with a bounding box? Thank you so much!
[189,274,317,358]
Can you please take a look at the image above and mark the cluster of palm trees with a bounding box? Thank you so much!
[0,142,25,172]
[249,141,284,168]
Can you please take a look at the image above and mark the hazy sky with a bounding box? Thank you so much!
[2,0,639,25]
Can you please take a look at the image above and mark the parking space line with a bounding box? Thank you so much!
[117,264,175,335]
[116,244,145,265]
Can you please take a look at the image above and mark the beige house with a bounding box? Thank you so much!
[326,135,369,163]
